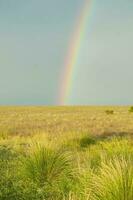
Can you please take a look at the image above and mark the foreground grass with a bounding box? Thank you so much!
[0,106,133,199]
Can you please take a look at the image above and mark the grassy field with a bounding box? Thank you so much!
[0,106,133,200]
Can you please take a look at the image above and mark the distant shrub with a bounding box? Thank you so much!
[129,106,133,113]
[105,110,114,115]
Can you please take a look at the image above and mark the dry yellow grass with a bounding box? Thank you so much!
[0,106,133,138]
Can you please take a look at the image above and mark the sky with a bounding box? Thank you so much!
[0,0,133,105]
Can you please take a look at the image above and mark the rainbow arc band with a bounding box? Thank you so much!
[59,0,93,105]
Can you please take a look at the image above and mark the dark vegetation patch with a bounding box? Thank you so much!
[0,145,17,161]
[129,106,133,113]
[96,131,133,141]
[79,135,96,148]
[105,110,114,115]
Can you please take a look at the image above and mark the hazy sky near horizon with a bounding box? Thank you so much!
[0,0,133,105]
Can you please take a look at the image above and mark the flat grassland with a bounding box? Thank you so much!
[0,106,133,136]
[0,106,133,200]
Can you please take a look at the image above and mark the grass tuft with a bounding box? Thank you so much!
[90,157,133,200]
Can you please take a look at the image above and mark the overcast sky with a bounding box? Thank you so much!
[0,0,133,105]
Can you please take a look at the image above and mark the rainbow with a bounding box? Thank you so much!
[59,0,93,105]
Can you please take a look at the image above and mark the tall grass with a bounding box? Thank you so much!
[21,144,74,199]
[1,135,133,199]
[23,144,73,184]
[90,156,133,200]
